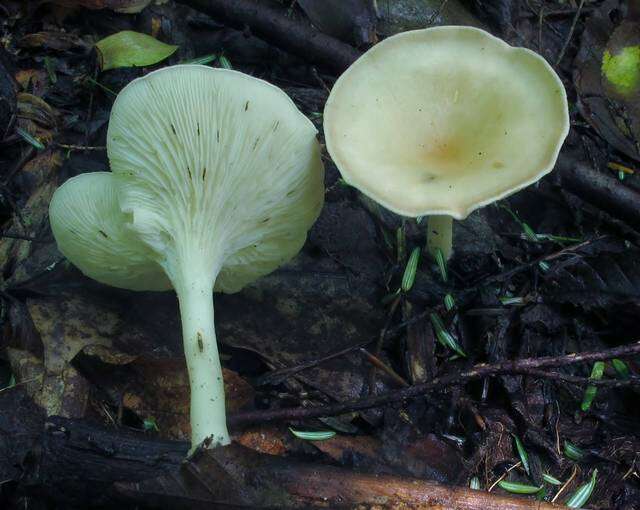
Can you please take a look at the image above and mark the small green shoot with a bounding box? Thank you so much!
[430,313,466,357]
[513,435,530,475]
[612,358,630,379]
[289,428,336,441]
[434,247,447,282]
[143,416,159,432]
[580,361,605,411]
[499,296,524,306]
[469,477,480,490]
[16,127,45,150]
[401,247,420,292]
[566,469,597,508]
[498,480,542,494]
[218,55,233,69]
[85,76,117,97]
[444,293,455,311]
[564,440,586,461]
[180,54,218,65]
[542,473,563,486]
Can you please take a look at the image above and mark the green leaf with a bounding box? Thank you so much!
[95,31,178,71]
[498,480,543,494]
[564,440,586,461]
[612,358,630,379]
[430,313,466,357]
[401,247,420,292]
[580,361,605,411]
[289,428,336,441]
[513,435,530,475]
[566,469,597,508]
[542,473,563,486]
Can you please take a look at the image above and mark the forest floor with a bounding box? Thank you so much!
[1,0,639,509]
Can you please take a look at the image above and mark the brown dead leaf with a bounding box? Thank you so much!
[235,427,287,456]
[27,294,138,373]
[122,358,254,441]
[18,31,92,52]
[15,69,49,97]
[6,346,90,417]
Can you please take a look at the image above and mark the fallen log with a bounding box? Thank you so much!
[177,0,362,73]
[26,416,562,509]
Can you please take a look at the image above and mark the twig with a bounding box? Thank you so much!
[229,342,640,425]
[555,0,585,66]
[520,6,594,19]
[369,292,402,391]
[359,347,409,387]
[552,464,578,503]
[476,235,606,287]
[0,231,45,242]
[57,144,106,151]
[488,461,522,492]
[254,338,375,386]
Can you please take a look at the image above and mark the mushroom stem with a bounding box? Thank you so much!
[175,270,230,451]
[427,215,453,261]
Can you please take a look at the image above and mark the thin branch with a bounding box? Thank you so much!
[229,342,640,425]
[555,0,585,66]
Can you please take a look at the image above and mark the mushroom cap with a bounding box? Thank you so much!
[324,26,570,220]
[107,65,324,293]
[49,172,171,291]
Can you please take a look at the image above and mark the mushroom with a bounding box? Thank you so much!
[49,65,325,450]
[323,26,569,260]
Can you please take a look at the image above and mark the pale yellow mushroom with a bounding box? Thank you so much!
[324,26,569,260]
[50,65,324,450]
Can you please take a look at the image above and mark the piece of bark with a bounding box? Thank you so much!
[177,0,362,72]
[31,416,559,509]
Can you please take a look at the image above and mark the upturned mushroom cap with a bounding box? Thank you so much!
[324,26,570,220]
[49,172,171,291]
[107,65,324,293]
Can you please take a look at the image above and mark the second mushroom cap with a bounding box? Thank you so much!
[323,26,570,220]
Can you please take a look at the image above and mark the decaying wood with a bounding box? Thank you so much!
[31,416,560,510]
[178,0,362,72]
[558,156,640,229]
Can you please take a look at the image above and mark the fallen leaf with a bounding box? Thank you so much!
[235,427,287,456]
[95,31,178,71]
